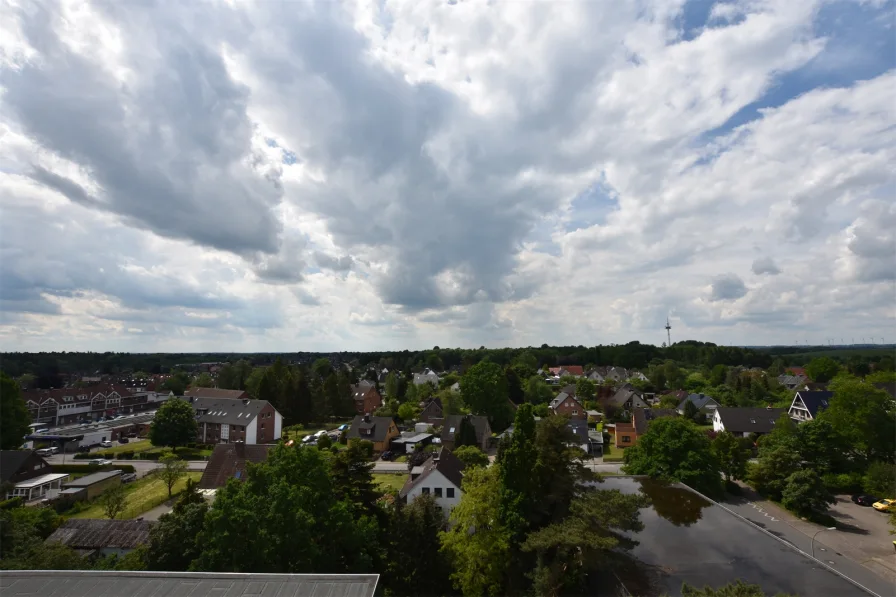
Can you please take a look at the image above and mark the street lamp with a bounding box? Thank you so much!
[811,526,836,559]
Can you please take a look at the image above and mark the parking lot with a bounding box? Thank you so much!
[826,496,896,581]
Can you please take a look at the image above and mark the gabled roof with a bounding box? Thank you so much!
[176,396,274,427]
[184,388,248,400]
[562,366,584,376]
[198,443,275,489]
[873,382,896,399]
[792,391,833,418]
[399,448,465,498]
[607,384,643,407]
[348,415,395,443]
[633,408,678,435]
[550,392,582,410]
[677,393,719,411]
[0,450,39,483]
[442,415,491,444]
[716,407,787,434]
[45,519,155,549]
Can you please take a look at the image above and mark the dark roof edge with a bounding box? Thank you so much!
[0,570,380,583]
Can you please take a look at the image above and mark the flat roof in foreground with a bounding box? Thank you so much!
[14,473,70,489]
[0,571,379,597]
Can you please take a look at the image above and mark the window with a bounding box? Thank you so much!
[621,435,631,442]
[749,418,756,424]
[422,488,430,495]
[572,410,578,415]
[447,487,455,498]
[434,487,443,497]
[261,424,265,429]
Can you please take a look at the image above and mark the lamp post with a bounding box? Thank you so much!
[811,526,836,559]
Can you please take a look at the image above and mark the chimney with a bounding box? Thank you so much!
[189,396,194,403]
[243,399,250,406]
[235,440,245,457]
[363,413,371,423]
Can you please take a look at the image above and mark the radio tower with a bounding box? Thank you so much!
[665,317,672,347]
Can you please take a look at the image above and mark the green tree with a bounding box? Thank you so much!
[1,373,31,450]
[461,361,513,431]
[575,378,596,401]
[160,371,190,396]
[311,358,333,379]
[681,579,795,596]
[397,402,420,421]
[147,500,208,571]
[712,432,751,482]
[316,434,332,450]
[100,483,128,520]
[795,419,850,476]
[149,399,198,448]
[192,372,214,388]
[663,361,685,390]
[819,378,895,462]
[454,416,479,449]
[709,365,728,387]
[328,441,379,516]
[623,417,723,499]
[157,453,188,499]
[805,357,840,383]
[781,469,835,517]
[384,372,399,400]
[748,445,801,501]
[381,494,451,597]
[683,399,701,423]
[659,394,680,409]
[863,462,896,496]
[524,375,553,405]
[453,445,489,468]
[440,466,511,596]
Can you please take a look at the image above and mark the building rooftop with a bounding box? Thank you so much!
[62,470,122,487]
[12,473,69,489]
[0,571,379,597]
[45,519,154,550]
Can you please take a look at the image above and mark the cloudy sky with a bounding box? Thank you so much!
[1,0,894,352]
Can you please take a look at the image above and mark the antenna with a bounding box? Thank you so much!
[665,317,672,347]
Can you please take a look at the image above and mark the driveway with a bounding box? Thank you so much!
[827,496,896,583]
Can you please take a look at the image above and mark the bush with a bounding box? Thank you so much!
[863,462,896,496]
[118,451,134,460]
[137,452,163,461]
[0,497,24,510]
[317,434,332,450]
[823,472,864,494]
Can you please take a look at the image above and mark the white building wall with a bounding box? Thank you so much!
[712,411,725,433]
[273,411,283,440]
[406,469,462,513]
[245,417,257,444]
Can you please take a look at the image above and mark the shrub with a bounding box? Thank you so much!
[0,497,24,510]
[823,472,863,494]
[317,434,332,450]
[863,462,896,496]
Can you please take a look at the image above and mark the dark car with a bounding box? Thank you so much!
[851,495,878,507]
[121,473,138,483]
[380,451,393,461]
[119,437,129,444]
[76,446,90,454]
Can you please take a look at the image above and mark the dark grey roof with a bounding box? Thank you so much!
[441,415,491,443]
[633,408,678,435]
[677,393,719,411]
[0,451,34,483]
[716,407,787,434]
[0,571,379,597]
[347,415,395,443]
[399,447,465,498]
[184,388,248,399]
[45,519,154,549]
[608,384,643,407]
[198,443,275,489]
[62,470,122,487]
[793,391,833,418]
[176,396,274,426]
[873,382,896,399]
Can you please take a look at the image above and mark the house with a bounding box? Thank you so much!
[606,384,648,412]
[788,390,833,422]
[777,374,807,391]
[441,415,491,452]
[549,389,585,420]
[677,393,720,415]
[615,408,677,448]
[567,419,603,455]
[391,433,435,454]
[419,397,444,425]
[45,519,155,558]
[784,367,807,377]
[586,410,601,422]
[62,470,122,500]
[712,407,787,437]
[184,387,249,400]
[198,441,275,489]
[350,381,383,416]
[178,396,282,444]
[585,369,606,383]
[606,367,630,383]
[413,368,440,386]
[2,450,69,501]
[22,385,168,427]
[804,382,829,392]
[399,448,465,514]
[347,415,400,452]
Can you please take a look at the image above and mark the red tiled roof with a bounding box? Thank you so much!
[564,366,584,376]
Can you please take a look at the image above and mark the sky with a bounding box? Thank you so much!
[1,0,894,353]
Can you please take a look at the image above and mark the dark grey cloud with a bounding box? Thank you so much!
[710,273,748,301]
[3,2,283,256]
[751,257,781,275]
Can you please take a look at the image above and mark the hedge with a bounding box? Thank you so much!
[51,464,136,474]
[0,497,24,510]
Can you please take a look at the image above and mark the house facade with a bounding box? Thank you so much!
[399,448,465,514]
[614,408,678,448]
[350,381,383,415]
[1,450,68,501]
[22,386,168,427]
[549,393,585,420]
[441,415,491,452]
[178,396,282,445]
[606,384,648,413]
[677,393,720,415]
[198,442,274,489]
[413,369,440,386]
[347,415,400,452]
[419,398,444,425]
[788,391,833,422]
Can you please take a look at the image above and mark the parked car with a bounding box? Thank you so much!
[35,448,54,457]
[118,437,129,444]
[48,446,59,455]
[89,459,112,466]
[120,473,137,483]
[337,424,349,431]
[380,451,393,461]
[851,495,878,507]
[873,499,895,512]
[100,440,113,448]
[301,434,317,444]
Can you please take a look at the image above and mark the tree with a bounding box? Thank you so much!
[806,357,840,383]
[100,483,128,520]
[440,466,511,597]
[1,373,31,450]
[192,372,214,388]
[795,419,850,476]
[317,434,332,450]
[663,361,685,389]
[461,361,513,431]
[397,402,420,421]
[384,372,399,400]
[575,378,596,402]
[683,400,701,423]
[748,445,801,501]
[329,441,379,515]
[147,500,208,571]
[157,453,188,499]
[524,376,553,405]
[149,399,198,448]
[712,432,751,482]
[381,494,451,596]
[819,378,895,462]
[623,417,723,499]
[454,416,479,449]
[863,462,896,496]
[453,445,489,469]
[709,365,728,387]
[311,358,333,379]
[681,579,795,597]
[781,469,835,517]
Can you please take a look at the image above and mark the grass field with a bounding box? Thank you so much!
[373,473,408,493]
[98,440,152,455]
[602,442,626,463]
[68,471,202,520]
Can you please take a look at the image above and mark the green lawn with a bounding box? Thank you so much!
[373,473,408,493]
[98,440,152,455]
[68,472,202,520]
[602,443,626,463]
[394,454,408,463]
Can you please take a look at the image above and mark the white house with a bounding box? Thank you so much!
[413,368,441,386]
[788,391,833,422]
[713,407,787,437]
[399,448,465,514]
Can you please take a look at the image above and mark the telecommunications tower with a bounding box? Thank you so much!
[665,317,672,347]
